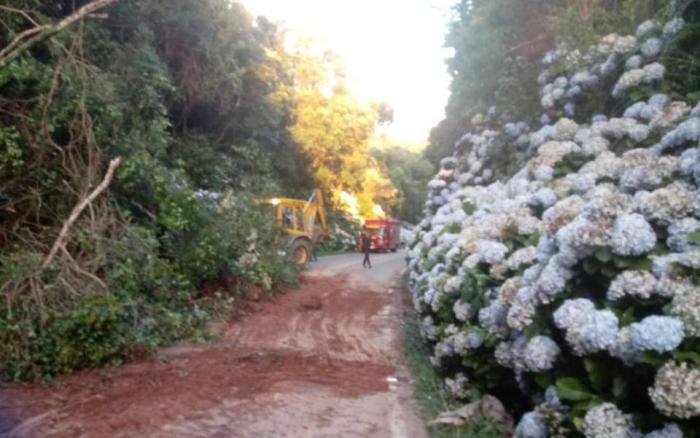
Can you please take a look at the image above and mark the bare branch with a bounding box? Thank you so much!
[0,0,119,69]
[0,5,40,26]
[42,157,122,270]
[59,244,108,291]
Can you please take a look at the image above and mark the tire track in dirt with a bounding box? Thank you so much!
[0,252,427,438]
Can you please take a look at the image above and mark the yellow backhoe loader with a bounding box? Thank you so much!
[265,189,330,265]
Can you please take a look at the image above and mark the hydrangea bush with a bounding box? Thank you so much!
[407,15,700,437]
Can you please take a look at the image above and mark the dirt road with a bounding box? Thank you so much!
[0,251,428,438]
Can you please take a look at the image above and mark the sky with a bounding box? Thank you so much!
[239,0,458,146]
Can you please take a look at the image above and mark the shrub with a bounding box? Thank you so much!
[0,293,128,381]
[408,8,700,436]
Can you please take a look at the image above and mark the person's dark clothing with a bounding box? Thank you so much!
[361,234,372,268]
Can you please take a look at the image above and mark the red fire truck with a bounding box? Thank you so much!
[361,219,401,252]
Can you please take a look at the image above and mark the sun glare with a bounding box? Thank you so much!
[240,0,457,145]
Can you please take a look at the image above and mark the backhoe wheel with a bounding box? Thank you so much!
[291,239,312,265]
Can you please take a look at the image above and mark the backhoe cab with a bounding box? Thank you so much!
[265,189,329,265]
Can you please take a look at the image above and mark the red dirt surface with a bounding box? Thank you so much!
[0,256,427,438]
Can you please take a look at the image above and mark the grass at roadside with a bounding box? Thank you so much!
[315,246,353,257]
[402,305,504,438]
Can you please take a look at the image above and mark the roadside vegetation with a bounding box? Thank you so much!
[373,146,435,225]
[0,0,406,381]
[408,0,700,436]
[403,312,504,438]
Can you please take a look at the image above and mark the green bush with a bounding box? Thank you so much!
[1,294,127,380]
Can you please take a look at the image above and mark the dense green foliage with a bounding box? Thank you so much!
[372,146,434,224]
[0,0,313,380]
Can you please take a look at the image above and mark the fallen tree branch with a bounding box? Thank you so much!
[0,0,119,69]
[59,244,108,291]
[41,156,122,270]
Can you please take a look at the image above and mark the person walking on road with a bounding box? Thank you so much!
[361,232,372,269]
[310,225,324,262]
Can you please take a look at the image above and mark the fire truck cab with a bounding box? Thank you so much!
[361,219,401,252]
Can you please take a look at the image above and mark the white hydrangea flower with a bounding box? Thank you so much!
[583,403,637,438]
[566,85,582,98]
[495,340,514,368]
[572,71,598,88]
[649,361,700,419]
[655,275,696,298]
[427,178,448,190]
[552,88,565,102]
[553,298,596,330]
[420,315,439,340]
[601,53,620,76]
[533,165,554,181]
[565,309,619,355]
[660,118,700,150]
[478,299,508,336]
[591,113,608,123]
[541,196,584,235]
[453,330,483,355]
[669,286,700,337]
[619,151,679,192]
[630,315,685,353]
[443,275,463,294]
[506,247,538,272]
[652,251,700,278]
[662,18,684,37]
[667,218,700,251]
[612,63,665,98]
[554,118,579,140]
[609,326,640,365]
[444,373,470,399]
[580,152,621,180]
[636,182,696,224]
[610,213,657,256]
[564,102,576,117]
[625,54,643,70]
[612,69,644,97]
[540,93,555,108]
[614,35,637,54]
[678,147,700,186]
[523,336,561,372]
[530,188,558,208]
[607,270,657,300]
[507,286,539,331]
[498,276,523,305]
[624,101,648,119]
[644,423,683,438]
[453,299,472,322]
[516,215,542,236]
[643,62,666,82]
[591,117,650,141]
[463,240,509,268]
[650,101,690,130]
[514,411,547,438]
[636,20,658,37]
[641,37,663,58]
[566,172,597,194]
[533,258,572,302]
